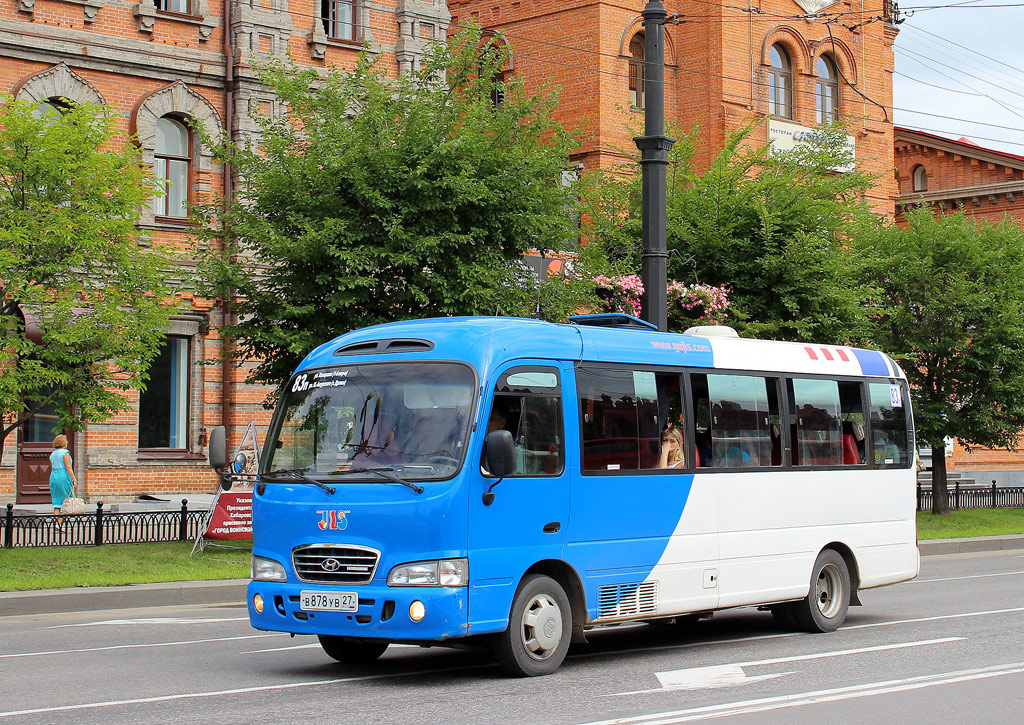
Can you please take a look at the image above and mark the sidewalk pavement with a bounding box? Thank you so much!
[2,535,1023,617]
[7,494,217,517]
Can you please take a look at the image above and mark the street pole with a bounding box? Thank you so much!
[635,1,675,332]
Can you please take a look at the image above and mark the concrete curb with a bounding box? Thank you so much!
[918,534,1024,556]
[0,579,249,617]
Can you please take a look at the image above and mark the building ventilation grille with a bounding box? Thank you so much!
[597,581,659,619]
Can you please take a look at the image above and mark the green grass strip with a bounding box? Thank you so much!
[917,508,1024,540]
[0,541,251,592]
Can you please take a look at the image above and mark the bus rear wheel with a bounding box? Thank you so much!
[493,574,571,677]
[317,635,389,664]
[792,549,851,633]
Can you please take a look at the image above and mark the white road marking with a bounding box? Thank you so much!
[845,606,1024,631]
[0,633,284,659]
[913,570,1024,584]
[0,662,493,719]
[242,643,322,654]
[572,607,1024,662]
[48,617,249,628]
[612,667,794,695]
[581,661,1024,724]
[602,638,963,696]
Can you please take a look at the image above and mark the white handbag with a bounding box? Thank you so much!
[62,490,86,515]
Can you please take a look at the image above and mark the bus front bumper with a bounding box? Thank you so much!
[246,581,469,641]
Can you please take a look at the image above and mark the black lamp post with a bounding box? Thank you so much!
[634,1,675,331]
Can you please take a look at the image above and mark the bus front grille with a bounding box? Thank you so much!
[292,544,380,585]
[597,581,659,619]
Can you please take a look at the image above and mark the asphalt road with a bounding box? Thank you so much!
[1,550,1022,724]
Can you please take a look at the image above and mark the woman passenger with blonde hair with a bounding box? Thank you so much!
[49,434,77,524]
[658,427,686,469]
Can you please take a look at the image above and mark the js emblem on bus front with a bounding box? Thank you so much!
[317,509,351,530]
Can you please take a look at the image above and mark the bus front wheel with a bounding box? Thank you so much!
[493,574,572,677]
[317,635,389,664]
[792,549,851,633]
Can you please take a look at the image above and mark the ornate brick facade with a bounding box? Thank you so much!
[1,0,450,503]
[447,0,899,216]
[895,127,1024,225]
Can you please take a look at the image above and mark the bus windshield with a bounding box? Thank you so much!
[263,362,476,481]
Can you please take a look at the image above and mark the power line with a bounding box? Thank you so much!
[210,1,1024,149]
[896,47,1024,106]
[898,24,1024,100]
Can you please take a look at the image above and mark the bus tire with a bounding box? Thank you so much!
[493,574,572,677]
[793,549,850,633]
[317,635,389,664]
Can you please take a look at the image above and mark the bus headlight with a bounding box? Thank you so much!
[251,555,288,582]
[388,558,468,587]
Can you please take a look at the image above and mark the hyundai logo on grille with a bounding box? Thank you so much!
[322,558,341,572]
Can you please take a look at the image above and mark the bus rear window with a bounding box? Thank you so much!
[869,382,910,468]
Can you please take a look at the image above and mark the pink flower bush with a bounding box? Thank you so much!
[593,274,644,317]
[667,282,731,327]
[592,276,731,328]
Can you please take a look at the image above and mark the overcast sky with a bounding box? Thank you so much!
[892,1,1024,156]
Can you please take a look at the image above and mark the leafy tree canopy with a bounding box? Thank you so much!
[0,97,177,459]
[197,26,589,391]
[854,206,1024,451]
[581,123,878,341]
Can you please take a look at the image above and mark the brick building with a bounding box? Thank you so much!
[895,127,1024,225]
[447,0,900,220]
[1,0,450,504]
[895,127,1024,484]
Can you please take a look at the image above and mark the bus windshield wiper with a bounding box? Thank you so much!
[335,466,424,494]
[263,468,336,495]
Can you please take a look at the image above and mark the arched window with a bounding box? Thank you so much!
[153,116,190,219]
[156,0,190,13]
[769,45,792,119]
[321,0,355,40]
[912,165,928,192]
[816,55,839,125]
[32,98,70,120]
[629,33,645,109]
[478,44,509,111]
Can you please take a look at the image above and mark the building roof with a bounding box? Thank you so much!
[895,127,1024,166]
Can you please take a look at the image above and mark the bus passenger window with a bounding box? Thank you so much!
[578,367,687,472]
[692,374,780,468]
[838,381,866,465]
[789,378,843,466]
[483,367,564,477]
[868,382,910,469]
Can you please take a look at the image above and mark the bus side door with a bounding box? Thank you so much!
[466,363,571,634]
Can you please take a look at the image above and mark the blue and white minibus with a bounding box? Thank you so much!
[210,314,918,676]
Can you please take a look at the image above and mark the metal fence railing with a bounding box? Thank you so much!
[917,482,1024,511]
[2,501,208,549]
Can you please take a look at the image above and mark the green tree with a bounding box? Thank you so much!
[853,207,1024,514]
[0,97,176,464]
[197,26,586,392]
[582,123,877,341]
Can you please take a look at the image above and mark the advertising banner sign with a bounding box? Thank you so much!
[191,423,261,554]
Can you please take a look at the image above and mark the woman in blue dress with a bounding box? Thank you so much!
[49,434,78,523]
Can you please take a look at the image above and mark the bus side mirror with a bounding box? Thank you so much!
[484,430,516,478]
[208,426,227,471]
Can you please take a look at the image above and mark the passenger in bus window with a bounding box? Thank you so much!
[696,430,712,467]
[487,406,507,434]
[658,427,686,469]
